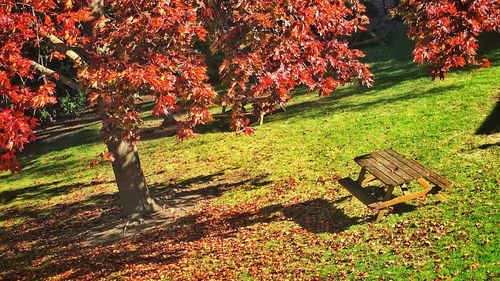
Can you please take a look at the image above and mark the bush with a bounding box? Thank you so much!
[36,86,87,123]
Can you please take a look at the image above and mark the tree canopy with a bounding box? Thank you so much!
[1,0,498,216]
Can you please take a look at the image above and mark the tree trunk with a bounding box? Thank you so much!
[106,140,163,219]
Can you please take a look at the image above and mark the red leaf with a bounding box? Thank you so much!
[101,152,115,162]
[482,58,491,68]
[242,127,255,135]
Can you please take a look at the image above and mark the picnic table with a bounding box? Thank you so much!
[339,149,451,222]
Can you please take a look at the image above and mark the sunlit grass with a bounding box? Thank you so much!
[1,26,499,279]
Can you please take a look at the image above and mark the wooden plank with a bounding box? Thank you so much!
[386,149,451,187]
[405,157,451,188]
[372,151,414,182]
[385,149,432,178]
[424,172,451,188]
[355,156,404,186]
[339,178,381,209]
[417,178,448,203]
[373,187,433,210]
[377,150,422,180]
[385,149,451,188]
[355,157,398,186]
[356,168,367,184]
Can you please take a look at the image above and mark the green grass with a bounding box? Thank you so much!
[1,27,499,280]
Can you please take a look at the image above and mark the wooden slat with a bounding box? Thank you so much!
[413,160,451,188]
[385,149,451,188]
[372,151,414,182]
[355,157,397,186]
[339,178,382,209]
[385,149,429,176]
[407,158,451,188]
[389,149,451,187]
[355,156,403,186]
[377,150,422,180]
[373,187,433,210]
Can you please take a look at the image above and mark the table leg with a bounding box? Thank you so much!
[417,178,447,203]
[362,175,377,185]
[356,168,376,186]
[375,186,395,223]
[401,184,409,195]
[375,209,386,222]
[434,194,447,203]
[356,168,367,184]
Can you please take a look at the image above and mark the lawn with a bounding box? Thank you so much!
[1,26,499,280]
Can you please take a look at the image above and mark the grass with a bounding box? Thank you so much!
[1,26,499,280]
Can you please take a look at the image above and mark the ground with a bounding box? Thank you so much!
[0,27,499,280]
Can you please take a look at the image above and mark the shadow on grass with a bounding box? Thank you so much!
[150,171,273,211]
[237,197,361,234]
[23,128,101,159]
[266,83,463,125]
[0,179,117,205]
[0,171,365,280]
[476,99,500,135]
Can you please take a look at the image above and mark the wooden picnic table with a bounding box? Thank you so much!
[339,149,451,222]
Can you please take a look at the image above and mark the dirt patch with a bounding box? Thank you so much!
[84,172,270,245]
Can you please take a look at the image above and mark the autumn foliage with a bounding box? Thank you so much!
[79,0,217,143]
[0,0,92,172]
[396,0,499,79]
[1,0,498,173]
[206,0,373,132]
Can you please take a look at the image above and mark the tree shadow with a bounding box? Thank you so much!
[0,180,63,204]
[0,171,362,280]
[150,172,272,214]
[1,169,427,280]
[266,83,463,125]
[0,179,116,205]
[23,127,101,158]
[254,197,362,234]
[33,107,101,142]
[476,99,500,135]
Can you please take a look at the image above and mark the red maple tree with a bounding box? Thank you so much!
[1,0,497,217]
[205,0,373,132]
[0,0,92,173]
[396,0,499,79]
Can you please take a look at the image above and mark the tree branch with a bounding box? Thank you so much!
[46,34,84,66]
[30,60,86,92]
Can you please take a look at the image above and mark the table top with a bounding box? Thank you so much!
[354,149,451,187]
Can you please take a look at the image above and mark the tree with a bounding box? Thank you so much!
[1,0,497,219]
[78,0,217,217]
[396,0,499,79]
[0,0,93,174]
[205,0,374,131]
[1,0,216,217]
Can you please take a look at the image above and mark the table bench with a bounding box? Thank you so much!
[339,149,451,222]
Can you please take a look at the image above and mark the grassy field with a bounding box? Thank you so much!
[1,26,499,280]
